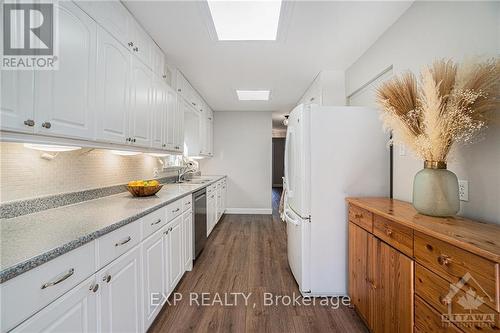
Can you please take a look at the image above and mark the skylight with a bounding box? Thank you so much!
[207,0,282,41]
[236,90,270,101]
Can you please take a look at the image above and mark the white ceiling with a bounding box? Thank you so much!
[124,1,412,128]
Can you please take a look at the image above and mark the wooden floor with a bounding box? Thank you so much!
[149,188,367,333]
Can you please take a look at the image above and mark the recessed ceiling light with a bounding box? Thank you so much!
[23,144,81,152]
[236,90,270,101]
[207,0,282,41]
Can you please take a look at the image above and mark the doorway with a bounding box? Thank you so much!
[272,138,285,187]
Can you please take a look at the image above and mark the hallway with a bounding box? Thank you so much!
[149,189,366,332]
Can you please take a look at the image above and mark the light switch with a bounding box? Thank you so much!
[458,180,468,201]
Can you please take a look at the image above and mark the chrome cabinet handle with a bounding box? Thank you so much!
[41,268,75,289]
[172,208,180,213]
[185,202,191,206]
[115,236,131,247]
[151,219,162,226]
[133,46,139,52]
[128,41,134,47]
[41,122,51,129]
[162,74,167,78]
[164,229,169,235]
[162,144,166,147]
[102,274,111,283]
[24,119,35,126]
[89,283,99,293]
[169,227,173,231]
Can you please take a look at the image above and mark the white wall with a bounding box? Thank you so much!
[200,112,272,214]
[346,1,500,223]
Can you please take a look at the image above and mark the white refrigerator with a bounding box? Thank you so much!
[283,104,389,296]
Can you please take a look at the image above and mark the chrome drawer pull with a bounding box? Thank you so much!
[172,208,180,213]
[115,236,131,247]
[151,219,162,226]
[41,268,75,289]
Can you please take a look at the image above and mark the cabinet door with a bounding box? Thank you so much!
[142,228,166,331]
[129,57,152,147]
[216,186,223,221]
[12,276,98,333]
[99,246,143,333]
[34,2,96,140]
[207,116,214,156]
[183,211,193,272]
[151,78,166,149]
[221,182,227,213]
[348,222,371,325]
[163,87,177,150]
[174,99,187,152]
[207,194,216,236]
[151,44,165,79]
[0,70,35,133]
[76,1,131,49]
[370,238,414,333]
[95,27,130,145]
[129,21,151,68]
[183,105,201,157]
[167,216,184,291]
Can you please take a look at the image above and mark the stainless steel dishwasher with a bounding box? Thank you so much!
[193,188,207,260]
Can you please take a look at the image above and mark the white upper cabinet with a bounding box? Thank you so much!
[95,27,130,145]
[0,70,35,134]
[129,57,152,147]
[175,99,188,152]
[129,21,152,68]
[34,1,96,140]
[99,246,143,333]
[163,87,177,151]
[184,106,201,157]
[76,1,131,49]
[151,44,166,80]
[11,276,98,333]
[151,78,167,149]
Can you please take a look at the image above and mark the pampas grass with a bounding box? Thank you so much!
[376,58,499,162]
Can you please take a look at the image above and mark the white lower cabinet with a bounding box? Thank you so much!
[142,227,166,331]
[183,210,193,272]
[99,245,143,333]
[166,215,184,291]
[12,276,99,333]
[6,196,198,333]
[207,188,217,236]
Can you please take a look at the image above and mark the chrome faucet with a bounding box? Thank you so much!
[177,167,194,183]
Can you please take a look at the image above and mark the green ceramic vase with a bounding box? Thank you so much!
[412,161,460,217]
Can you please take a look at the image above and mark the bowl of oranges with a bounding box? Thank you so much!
[127,180,163,197]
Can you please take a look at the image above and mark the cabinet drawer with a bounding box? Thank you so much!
[141,207,167,239]
[415,296,462,333]
[348,205,372,232]
[97,220,141,268]
[373,215,413,257]
[415,264,500,332]
[1,242,95,332]
[182,195,193,212]
[415,232,499,312]
[166,199,183,222]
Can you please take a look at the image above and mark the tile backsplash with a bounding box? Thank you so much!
[0,143,178,202]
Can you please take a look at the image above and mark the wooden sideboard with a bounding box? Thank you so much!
[346,197,500,333]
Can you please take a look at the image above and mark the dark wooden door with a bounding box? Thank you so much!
[272,138,285,187]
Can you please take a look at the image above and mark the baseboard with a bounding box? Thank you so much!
[225,208,272,215]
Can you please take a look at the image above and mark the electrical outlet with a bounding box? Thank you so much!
[399,144,406,156]
[458,180,468,201]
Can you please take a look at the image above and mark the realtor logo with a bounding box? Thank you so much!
[441,272,497,329]
[2,1,58,69]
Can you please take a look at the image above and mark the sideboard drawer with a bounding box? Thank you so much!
[415,232,499,312]
[141,207,167,239]
[415,264,500,332]
[373,215,413,257]
[348,205,372,232]
[1,242,96,332]
[415,296,462,333]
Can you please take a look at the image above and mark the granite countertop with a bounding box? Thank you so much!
[0,175,226,283]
